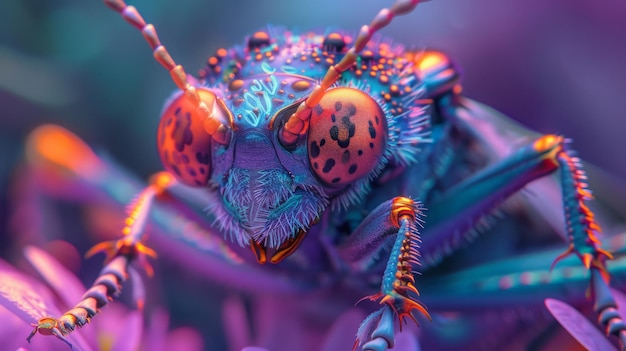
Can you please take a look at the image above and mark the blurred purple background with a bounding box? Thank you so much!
[1,0,625,183]
[1,0,625,184]
[0,0,625,348]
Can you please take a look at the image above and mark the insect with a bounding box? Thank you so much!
[3,0,626,350]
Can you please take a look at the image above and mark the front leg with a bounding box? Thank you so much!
[338,197,430,351]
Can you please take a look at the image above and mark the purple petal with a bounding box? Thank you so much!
[140,309,169,351]
[111,310,143,351]
[545,298,617,351]
[89,303,142,351]
[23,246,85,308]
[162,327,204,351]
[139,309,204,351]
[0,259,61,323]
[0,259,92,351]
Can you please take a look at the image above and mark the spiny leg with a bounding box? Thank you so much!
[25,172,171,342]
[338,197,430,351]
[417,132,624,347]
[412,50,626,346]
[408,243,626,349]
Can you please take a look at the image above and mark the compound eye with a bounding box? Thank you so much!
[157,88,230,187]
[308,87,387,186]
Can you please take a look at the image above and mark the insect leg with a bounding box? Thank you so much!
[415,51,626,344]
[25,171,166,341]
[421,132,626,347]
[23,125,317,343]
[336,197,430,351]
[421,233,626,309]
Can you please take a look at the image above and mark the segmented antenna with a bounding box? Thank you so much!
[279,0,423,146]
[103,0,230,145]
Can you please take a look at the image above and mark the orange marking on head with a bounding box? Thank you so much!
[415,51,447,73]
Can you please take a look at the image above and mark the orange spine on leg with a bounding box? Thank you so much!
[363,197,430,328]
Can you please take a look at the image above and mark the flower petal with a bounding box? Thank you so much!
[545,298,617,351]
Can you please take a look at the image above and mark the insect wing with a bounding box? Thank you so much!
[545,298,617,351]
[110,309,143,351]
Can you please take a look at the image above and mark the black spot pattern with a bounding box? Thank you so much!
[335,101,342,111]
[196,152,210,165]
[345,103,356,116]
[331,177,341,184]
[320,138,326,146]
[322,159,335,173]
[368,120,376,138]
[310,141,320,158]
[172,110,194,152]
[348,164,358,174]
[314,104,323,115]
[329,115,356,148]
[342,150,350,164]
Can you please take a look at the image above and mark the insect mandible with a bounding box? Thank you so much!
[15,0,626,350]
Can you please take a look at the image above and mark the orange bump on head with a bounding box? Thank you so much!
[415,51,448,73]
[26,124,103,179]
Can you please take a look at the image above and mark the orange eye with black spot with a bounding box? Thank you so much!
[307,87,387,186]
[157,88,231,187]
